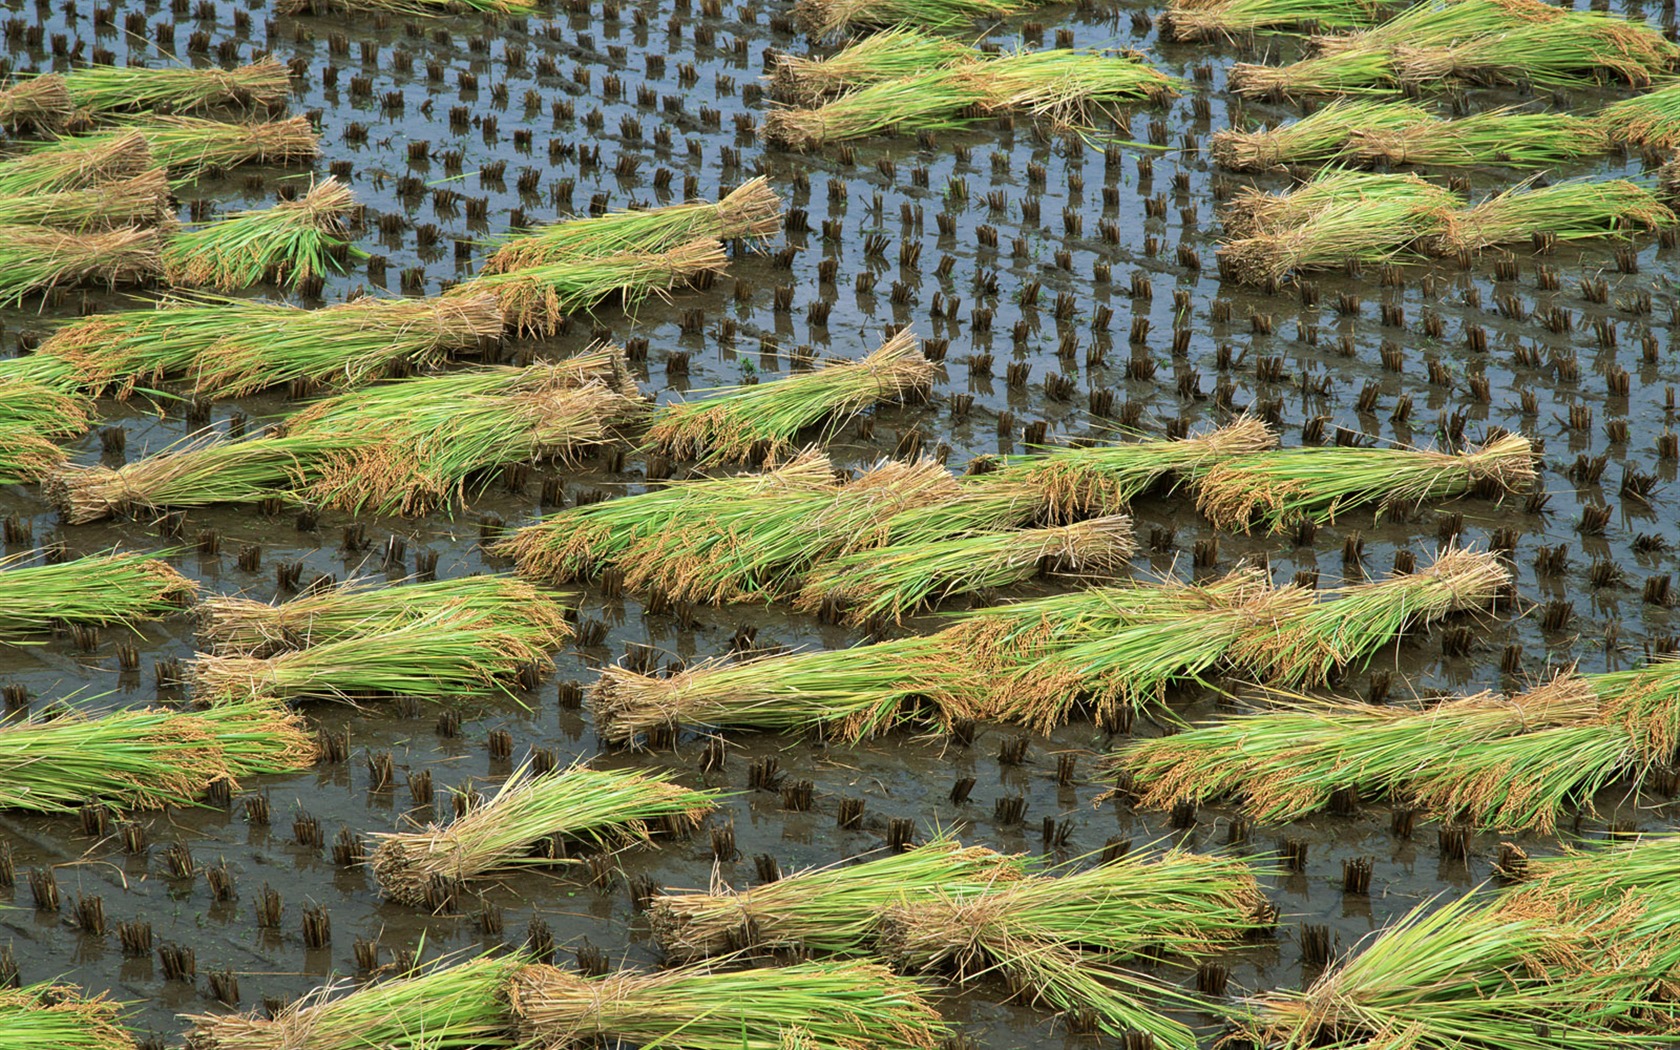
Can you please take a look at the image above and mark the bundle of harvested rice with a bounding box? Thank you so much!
[508,959,949,1050]
[1597,81,1680,148]
[43,292,503,399]
[1350,108,1610,167]
[877,847,1270,1044]
[48,353,643,521]
[0,983,136,1050]
[769,27,976,103]
[645,330,934,464]
[45,116,319,181]
[792,0,1037,36]
[456,237,727,336]
[1211,98,1429,171]
[0,700,315,812]
[1229,546,1509,687]
[200,574,570,657]
[495,452,838,583]
[0,550,196,637]
[1227,48,1401,99]
[1430,178,1675,254]
[0,424,75,484]
[1162,0,1392,41]
[1194,432,1536,531]
[0,225,161,303]
[970,48,1183,124]
[1391,14,1680,88]
[1218,168,1456,238]
[60,59,289,118]
[371,761,718,907]
[0,130,150,194]
[189,607,561,704]
[162,177,357,290]
[0,75,74,132]
[485,177,781,272]
[1216,187,1450,283]
[791,514,1136,626]
[0,169,171,230]
[764,68,991,150]
[0,373,92,434]
[182,952,523,1050]
[649,836,1026,961]
[280,0,535,14]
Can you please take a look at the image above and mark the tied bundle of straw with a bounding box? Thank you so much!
[1194,432,1537,531]
[495,452,838,583]
[0,225,162,304]
[1430,178,1676,254]
[0,130,150,194]
[1218,168,1458,239]
[792,0,1037,35]
[484,178,782,272]
[183,953,523,1050]
[48,353,644,521]
[281,0,535,14]
[769,27,976,103]
[791,514,1136,626]
[649,836,1026,961]
[0,424,76,484]
[508,959,949,1050]
[200,574,570,657]
[1230,546,1510,687]
[0,75,74,133]
[971,48,1183,126]
[877,847,1271,1045]
[0,700,315,812]
[763,68,992,150]
[456,238,728,337]
[645,330,935,464]
[189,606,562,705]
[47,116,319,181]
[370,761,719,907]
[60,59,290,118]
[1349,108,1611,168]
[1211,98,1429,171]
[1597,80,1680,148]
[162,177,357,291]
[1215,188,1449,283]
[0,374,92,434]
[1162,0,1392,40]
[1390,13,1680,88]
[0,550,196,636]
[43,292,503,399]
[0,983,136,1050]
[0,169,171,230]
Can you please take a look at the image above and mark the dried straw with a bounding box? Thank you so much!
[0,74,74,133]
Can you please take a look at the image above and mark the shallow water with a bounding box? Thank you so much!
[0,0,1677,1044]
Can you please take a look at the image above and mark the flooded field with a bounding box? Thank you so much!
[0,0,1679,1044]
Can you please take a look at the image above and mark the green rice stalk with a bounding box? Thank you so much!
[769,27,977,103]
[619,458,961,605]
[494,452,838,583]
[0,549,196,636]
[0,74,74,133]
[279,0,535,15]
[371,761,719,907]
[1430,177,1676,254]
[45,292,503,399]
[1162,0,1393,41]
[199,573,569,656]
[0,169,171,230]
[44,116,319,182]
[162,177,357,291]
[645,330,935,464]
[0,699,315,812]
[508,958,949,1050]
[455,237,728,337]
[791,514,1136,626]
[47,354,643,521]
[649,836,1027,961]
[967,48,1183,127]
[0,129,150,194]
[1227,49,1401,99]
[763,68,991,150]
[0,983,136,1050]
[0,424,75,483]
[61,59,290,117]
[1215,192,1447,284]
[0,374,92,435]
[1211,98,1429,171]
[1597,80,1680,148]
[189,606,560,705]
[1219,168,1457,238]
[182,952,523,1050]
[1228,545,1510,687]
[1194,431,1537,531]
[877,846,1270,1046]
[484,177,782,272]
[792,0,1038,36]
[1350,108,1611,167]
[0,225,161,304]
[1391,15,1679,89]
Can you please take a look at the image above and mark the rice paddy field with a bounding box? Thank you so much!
[3,0,1680,1045]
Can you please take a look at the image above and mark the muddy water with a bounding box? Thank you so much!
[0,0,1677,1044]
